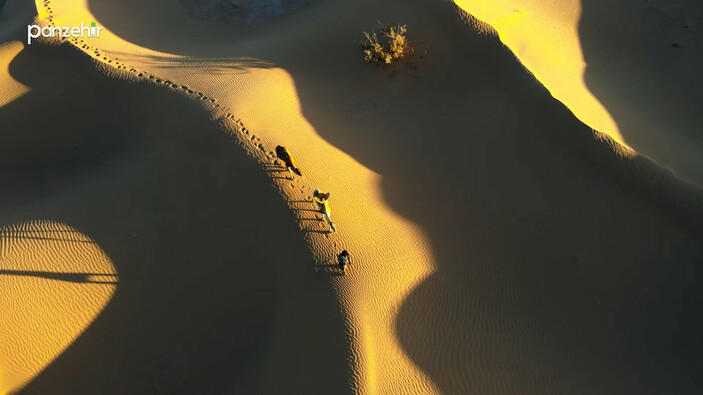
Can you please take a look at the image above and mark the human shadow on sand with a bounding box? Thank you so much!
[86,0,703,393]
[3,42,351,394]
[0,270,119,284]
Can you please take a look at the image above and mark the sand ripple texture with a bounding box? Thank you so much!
[0,220,117,393]
[453,0,703,186]
[17,0,703,393]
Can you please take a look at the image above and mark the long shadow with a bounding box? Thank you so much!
[85,0,703,393]
[579,0,703,187]
[0,270,119,284]
[3,42,351,394]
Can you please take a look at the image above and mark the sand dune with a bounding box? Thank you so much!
[454,0,703,187]
[453,0,623,143]
[1,0,701,393]
[1,37,350,394]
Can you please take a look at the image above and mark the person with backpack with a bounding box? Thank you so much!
[275,145,302,180]
[313,189,336,233]
[337,250,351,273]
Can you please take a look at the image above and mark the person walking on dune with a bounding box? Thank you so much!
[313,189,336,233]
[337,250,351,274]
[275,145,302,180]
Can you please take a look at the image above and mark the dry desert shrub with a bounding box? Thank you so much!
[361,23,410,65]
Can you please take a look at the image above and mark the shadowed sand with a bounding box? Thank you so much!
[1,41,351,394]
[580,0,703,187]
[2,0,702,393]
[0,0,35,107]
[454,0,703,187]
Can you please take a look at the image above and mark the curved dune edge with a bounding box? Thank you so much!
[0,42,29,108]
[0,0,37,108]
[25,0,703,393]
[452,0,703,187]
[453,0,624,145]
[32,0,440,393]
[0,220,117,393]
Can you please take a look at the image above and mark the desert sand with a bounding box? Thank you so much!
[454,0,703,186]
[1,0,702,393]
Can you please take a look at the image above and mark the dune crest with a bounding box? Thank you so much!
[454,0,621,143]
[5,0,701,393]
[453,0,703,187]
[2,34,355,393]
[33,0,443,392]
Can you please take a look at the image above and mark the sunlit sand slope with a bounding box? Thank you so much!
[1,38,351,394]
[0,221,117,393]
[454,0,703,186]
[15,0,703,393]
[39,0,441,392]
[454,0,622,143]
[0,42,29,108]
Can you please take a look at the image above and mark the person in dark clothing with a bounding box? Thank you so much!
[338,250,351,273]
[275,145,302,180]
